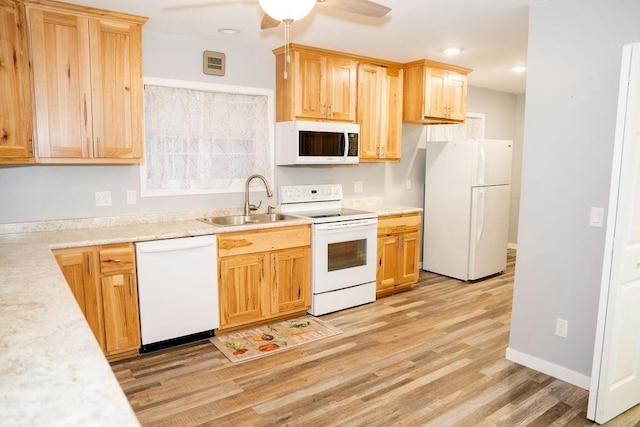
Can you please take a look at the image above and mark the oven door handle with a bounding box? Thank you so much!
[315,218,378,232]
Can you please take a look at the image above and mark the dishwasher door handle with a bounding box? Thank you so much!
[136,236,216,253]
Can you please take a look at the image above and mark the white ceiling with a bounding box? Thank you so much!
[62,0,536,94]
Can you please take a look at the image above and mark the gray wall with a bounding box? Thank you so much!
[509,0,640,378]
[0,30,522,243]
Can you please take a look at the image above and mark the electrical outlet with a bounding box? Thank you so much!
[555,318,568,338]
[354,181,363,193]
[406,179,412,190]
[95,191,112,207]
[126,190,137,205]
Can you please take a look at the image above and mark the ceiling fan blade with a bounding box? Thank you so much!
[261,13,281,29]
[317,0,391,18]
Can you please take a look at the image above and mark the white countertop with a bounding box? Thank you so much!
[0,204,418,424]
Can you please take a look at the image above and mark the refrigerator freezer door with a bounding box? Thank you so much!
[471,140,514,186]
[468,185,511,280]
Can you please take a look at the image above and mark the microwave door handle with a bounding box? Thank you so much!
[343,128,349,161]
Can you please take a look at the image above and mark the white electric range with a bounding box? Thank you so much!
[279,184,378,315]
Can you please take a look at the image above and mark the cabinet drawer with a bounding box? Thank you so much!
[218,225,311,257]
[99,243,135,274]
[378,213,422,235]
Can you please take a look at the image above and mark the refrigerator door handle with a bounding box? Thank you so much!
[477,146,486,185]
[476,187,485,242]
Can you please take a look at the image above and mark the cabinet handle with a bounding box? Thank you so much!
[87,254,91,276]
[322,104,327,118]
[113,259,121,264]
[328,104,332,118]
[129,276,133,297]
[261,255,266,278]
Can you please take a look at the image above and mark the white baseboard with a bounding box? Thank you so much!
[505,347,590,389]
[507,243,518,250]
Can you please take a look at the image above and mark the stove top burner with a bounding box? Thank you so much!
[278,184,377,224]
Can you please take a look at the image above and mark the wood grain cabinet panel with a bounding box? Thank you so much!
[54,242,140,361]
[358,63,403,162]
[274,45,357,122]
[376,213,422,298]
[26,0,146,164]
[402,59,472,124]
[218,225,311,332]
[0,0,33,164]
[54,247,104,348]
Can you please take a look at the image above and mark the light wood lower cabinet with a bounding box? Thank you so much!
[54,243,140,361]
[217,225,311,332]
[377,213,422,297]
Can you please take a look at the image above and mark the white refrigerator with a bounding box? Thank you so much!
[423,139,513,281]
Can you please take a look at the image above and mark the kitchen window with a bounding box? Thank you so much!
[141,78,274,196]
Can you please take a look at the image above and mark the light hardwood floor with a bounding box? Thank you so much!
[112,251,640,426]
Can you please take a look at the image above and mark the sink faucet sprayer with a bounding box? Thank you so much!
[244,174,273,216]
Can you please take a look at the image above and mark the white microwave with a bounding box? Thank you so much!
[275,121,360,165]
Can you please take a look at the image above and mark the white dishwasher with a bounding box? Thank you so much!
[135,235,219,352]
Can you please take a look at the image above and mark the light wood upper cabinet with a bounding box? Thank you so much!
[0,0,33,164]
[274,45,357,122]
[358,63,403,162]
[402,59,472,124]
[218,225,311,331]
[26,0,146,164]
[376,213,422,298]
[54,242,140,361]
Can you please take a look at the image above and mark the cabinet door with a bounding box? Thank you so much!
[424,67,448,120]
[326,56,357,121]
[383,66,403,160]
[377,234,399,293]
[28,8,93,159]
[219,253,268,328]
[0,0,33,163]
[357,64,382,159]
[101,272,140,354]
[89,18,143,159]
[398,231,420,285]
[446,71,468,121]
[54,247,104,348]
[294,50,325,119]
[271,247,311,314]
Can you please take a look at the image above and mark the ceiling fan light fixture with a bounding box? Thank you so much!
[257,0,316,22]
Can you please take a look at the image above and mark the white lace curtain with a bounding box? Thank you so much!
[142,82,273,196]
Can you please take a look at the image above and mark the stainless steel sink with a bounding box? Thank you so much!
[198,213,298,226]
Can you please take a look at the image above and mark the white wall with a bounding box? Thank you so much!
[508,0,640,381]
[0,30,521,231]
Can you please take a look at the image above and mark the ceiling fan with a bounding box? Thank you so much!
[258,0,392,29]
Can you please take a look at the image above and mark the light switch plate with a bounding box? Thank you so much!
[126,190,137,205]
[589,207,604,227]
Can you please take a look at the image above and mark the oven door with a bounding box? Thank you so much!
[312,218,378,293]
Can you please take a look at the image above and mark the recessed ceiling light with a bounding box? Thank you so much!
[443,47,461,56]
[512,65,527,73]
[218,28,241,35]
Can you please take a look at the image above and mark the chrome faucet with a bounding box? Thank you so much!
[244,174,273,216]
